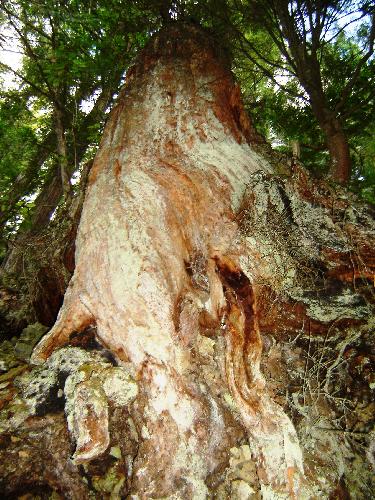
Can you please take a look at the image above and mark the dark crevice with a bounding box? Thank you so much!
[213,257,257,343]
[276,183,295,225]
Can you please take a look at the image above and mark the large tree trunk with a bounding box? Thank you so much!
[1,22,372,499]
[31,23,304,497]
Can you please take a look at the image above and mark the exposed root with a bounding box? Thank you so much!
[31,290,94,363]
[67,377,110,464]
[215,255,304,496]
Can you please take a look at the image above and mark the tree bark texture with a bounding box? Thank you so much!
[0,23,369,499]
[322,119,351,185]
[31,23,305,497]
[309,97,352,185]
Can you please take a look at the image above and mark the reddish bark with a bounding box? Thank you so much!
[31,23,305,496]
[321,119,352,184]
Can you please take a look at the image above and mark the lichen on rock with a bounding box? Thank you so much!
[0,343,139,475]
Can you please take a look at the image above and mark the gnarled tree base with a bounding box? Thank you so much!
[29,23,305,497]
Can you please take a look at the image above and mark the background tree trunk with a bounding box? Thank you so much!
[323,121,352,184]
[274,3,353,185]
[310,98,352,184]
[1,84,116,275]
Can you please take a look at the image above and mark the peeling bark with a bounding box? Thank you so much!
[28,23,306,497]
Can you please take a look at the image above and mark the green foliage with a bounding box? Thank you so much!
[0,0,160,243]
[350,123,375,204]
[0,94,38,192]
[225,0,375,197]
